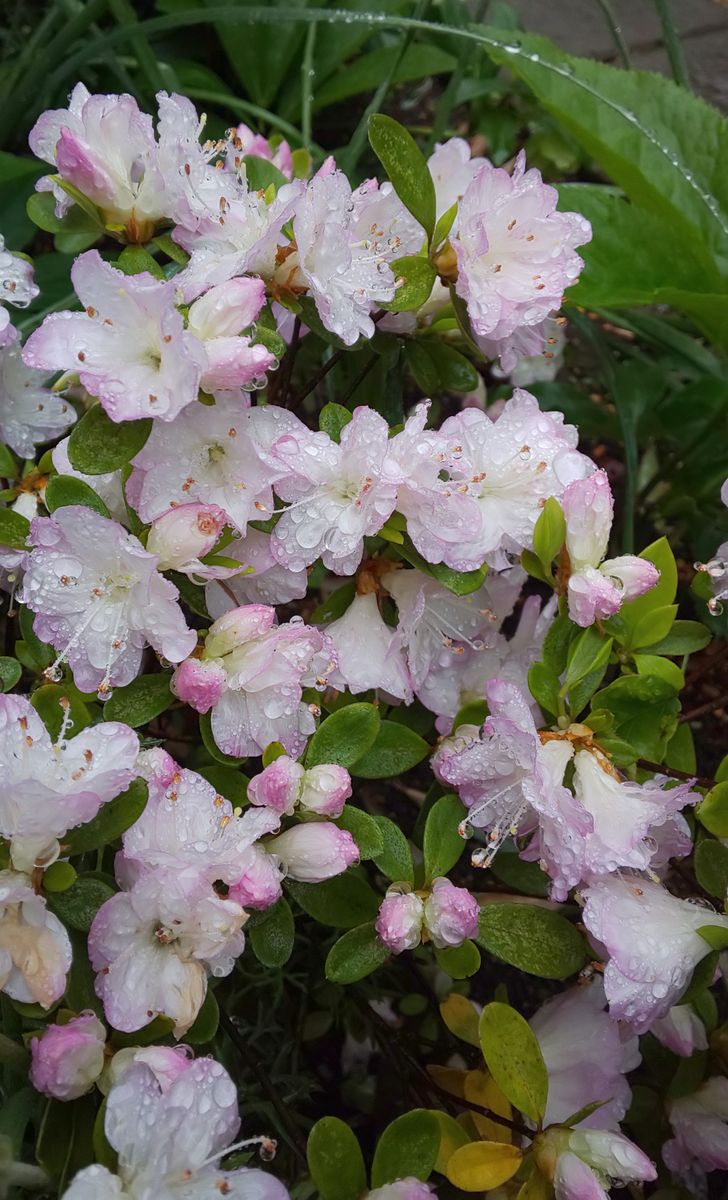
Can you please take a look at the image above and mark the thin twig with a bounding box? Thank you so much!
[289,347,347,410]
[593,0,631,67]
[277,316,302,406]
[680,693,728,725]
[637,759,716,790]
[337,354,379,408]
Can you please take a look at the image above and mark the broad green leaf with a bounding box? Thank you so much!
[305,702,381,768]
[541,612,577,675]
[528,662,560,717]
[397,533,487,595]
[307,1117,367,1200]
[43,862,77,893]
[242,155,288,192]
[489,854,550,899]
[439,993,480,1047]
[31,684,92,741]
[695,839,728,899]
[639,619,711,656]
[319,402,352,442]
[446,1141,522,1192]
[0,507,29,549]
[325,921,390,984]
[630,604,678,650]
[287,874,380,928]
[63,779,148,855]
[423,793,467,882]
[372,814,414,884]
[634,653,684,692]
[0,152,44,247]
[314,43,456,110]
[0,657,21,693]
[18,604,52,671]
[261,741,286,767]
[591,673,680,760]
[481,29,728,275]
[384,256,436,313]
[432,1111,471,1174]
[565,626,612,690]
[412,340,479,393]
[371,1109,441,1187]
[248,898,295,967]
[49,875,115,933]
[335,805,384,860]
[477,904,589,979]
[103,673,172,728]
[698,924,728,952]
[434,940,481,979]
[368,113,435,239]
[479,1001,548,1124]
[532,496,564,575]
[186,987,219,1044]
[197,765,249,807]
[698,782,728,838]
[350,720,429,778]
[68,405,151,474]
[116,246,165,279]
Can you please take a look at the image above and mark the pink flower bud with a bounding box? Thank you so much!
[423,877,480,949]
[171,656,226,714]
[187,277,266,340]
[30,1012,106,1100]
[146,503,227,571]
[228,845,283,910]
[376,892,424,954]
[248,756,305,816]
[268,823,358,883]
[299,764,352,818]
[105,1043,193,1094]
[204,604,276,658]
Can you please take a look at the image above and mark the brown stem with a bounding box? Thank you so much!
[289,347,346,410]
[338,354,378,407]
[277,316,302,405]
[680,693,728,724]
[637,759,715,790]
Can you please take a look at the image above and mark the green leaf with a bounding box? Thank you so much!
[248,898,295,967]
[695,839,728,899]
[0,657,21,692]
[439,992,481,1046]
[384,256,436,313]
[405,340,439,393]
[325,921,390,984]
[0,507,29,549]
[43,862,77,893]
[698,782,728,838]
[305,702,381,769]
[565,626,613,690]
[319,402,353,442]
[634,653,684,692]
[104,673,172,728]
[490,853,550,898]
[31,684,91,741]
[481,29,728,275]
[541,612,576,675]
[315,42,456,110]
[197,764,249,807]
[372,815,415,885]
[335,805,384,860]
[591,673,680,760]
[68,405,151,474]
[116,246,165,279]
[532,496,564,575]
[423,793,467,882]
[368,113,435,239]
[371,1109,441,1187]
[433,201,458,250]
[697,924,728,952]
[307,1117,367,1200]
[18,604,52,670]
[528,662,560,717]
[479,1001,548,1125]
[420,341,479,393]
[63,779,148,855]
[396,534,487,595]
[49,875,115,933]
[476,904,589,979]
[242,154,288,192]
[453,699,488,731]
[350,720,429,778]
[186,987,219,1045]
[630,604,678,650]
[287,873,380,929]
[639,619,711,656]
[435,940,481,979]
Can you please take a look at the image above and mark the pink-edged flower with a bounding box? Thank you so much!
[173,604,334,758]
[62,1057,290,1200]
[267,822,358,883]
[664,1077,728,1181]
[0,870,71,1008]
[289,171,396,345]
[376,892,424,955]
[51,437,126,524]
[170,657,227,714]
[228,844,284,911]
[271,406,400,574]
[433,679,589,886]
[695,477,728,616]
[0,693,139,871]
[367,1181,434,1200]
[89,871,247,1036]
[30,1012,106,1101]
[103,1042,193,1094]
[186,277,276,396]
[228,123,293,179]
[397,391,590,571]
[562,471,659,626]
[581,875,728,1032]
[0,343,75,457]
[650,1005,707,1057]
[530,978,639,1130]
[0,235,39,318]
[248,755,351,818]
[453,152,591,360]
[548,1132,655,1200]
[117,761,280,888]
[428,138,487,232]
[206,528,308,614]
[23,251,206,422]
[21,506,196,694]
[423,878,479,948]
[146,503,235,580]
[324,591,412,701]
[126,398,304,531]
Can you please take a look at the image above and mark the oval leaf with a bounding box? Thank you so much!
[372,814,414,885]
[325,921,390,984]
[63,778,148,855]
[68,405,151,474]
[477,903,588,979]
[306,703,381,769]
[351,721,429,779]
[479,1002,548,1124]
[307,1117,367,1200]
[371,1109,441,1187]
[45,475,111,519]
[446,1141,522,1192]
[423,793,467,882]
[368,114,435,239]
[287,874,380,929]
[104,673,172,728]
[248,898,295,967]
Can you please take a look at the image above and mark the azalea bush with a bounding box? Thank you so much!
[1,4,728,1200]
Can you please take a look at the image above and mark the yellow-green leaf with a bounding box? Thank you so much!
[479,1002,548,1124]
[446,1140,522,1191]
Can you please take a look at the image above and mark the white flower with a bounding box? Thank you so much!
[0,870,71,1008]
[0,343,74,457]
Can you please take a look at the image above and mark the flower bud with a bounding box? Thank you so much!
[299,764,352,818]
[228,845,283,910]
[147,503,227,571]
[171,656,226,714]
[204,604,276,659]
[187,277,266,340]
[103,1043,193,1095]
[30,1012,106,1100]
[268,823,358,883]
[423,877,480,949]
[247,756,305,816]
[375,892,424,954]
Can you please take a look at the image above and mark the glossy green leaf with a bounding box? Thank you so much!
[372,815,415,885]
[371,1109,441,1187]
[350,720,429,778]
[385,256,436,313]
[104,673,172,728]
[186,987,219,1044]
[49,875,115,933]
[698,782,728,838]
[307,1117,367,1200]
[368,113,435,238]
[306,702,381,768]
[477,903,589,979]
[325,921,390,984]
[63,778,148,855]
[287,874,380,928]
[0,507,29,549]
[319,402,353,442]
[335,805,384,860]
[532,496,564,575]
[695,839,728,899]
[0,657,21,693]
[479,1001,548,1124]
[31,684,92,741]
[434,939,481,979]
[248,898,295,967]
[68,405,151,474]
[423,793,467,882]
